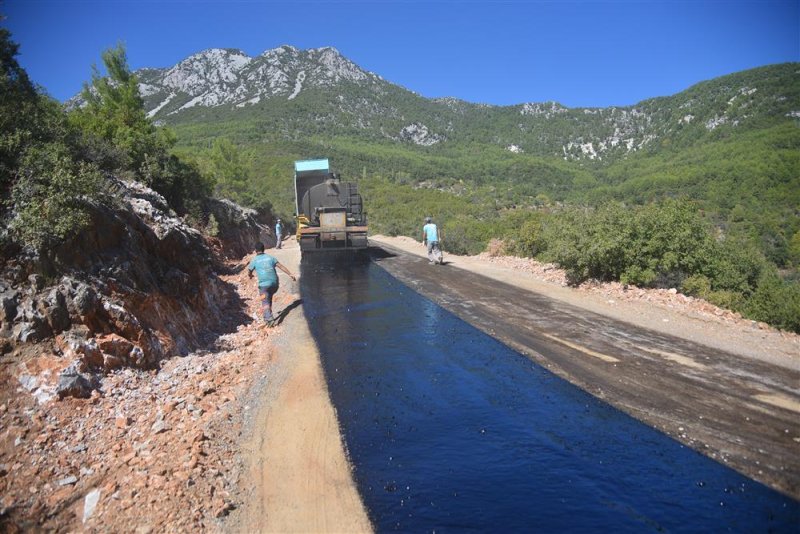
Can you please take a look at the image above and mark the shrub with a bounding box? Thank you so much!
[509,215,546,257]
[681,274,712,299]
[704,237,767,295]
[744,270,800,333]
[534,199,769,294]
[0,27,38,192]
[442,216,495,256]
[205,214,220,238]
[788,231,800,269]
[485,238,505,257]
[10,142,103,249]
[706,290,745,312]
[620,266,657,287]
[440,224,472,255]
[539,203,634,283]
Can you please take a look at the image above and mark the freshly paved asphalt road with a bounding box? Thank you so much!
[370,243,800,500]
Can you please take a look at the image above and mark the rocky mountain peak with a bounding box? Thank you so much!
[136,45,381,117]
[160,48,251,94]
[310,46,372,83]
[260,44,297,58]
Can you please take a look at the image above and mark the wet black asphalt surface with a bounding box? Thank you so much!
[368,243,800,501]
[300,249,799,532]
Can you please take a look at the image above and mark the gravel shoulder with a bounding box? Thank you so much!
[0,238,370,532]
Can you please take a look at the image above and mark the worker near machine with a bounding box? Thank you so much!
[422,216,442,264]
[275,218,283,249]
[248,242,296,326]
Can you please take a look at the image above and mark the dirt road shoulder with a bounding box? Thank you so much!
[228,241,371,533]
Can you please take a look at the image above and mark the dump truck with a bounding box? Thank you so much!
[294,159,368,253]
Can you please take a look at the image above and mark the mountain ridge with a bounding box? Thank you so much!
[119,46,798,162]
[135,46,386,118]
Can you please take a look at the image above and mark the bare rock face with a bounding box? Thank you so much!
[1,289,19,330]
[1,178,261,400]
[205,197,262,258]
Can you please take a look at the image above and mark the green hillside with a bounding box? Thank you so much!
[588,123,800,265]
[161,64,799,253]
[169,80,800,267]
[157,61,800,331]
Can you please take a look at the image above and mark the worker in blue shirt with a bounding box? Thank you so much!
[422,216,444,264]
[248,242,296,325]
[275,218,283,249]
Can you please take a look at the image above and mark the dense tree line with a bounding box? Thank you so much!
[0,33,217,257]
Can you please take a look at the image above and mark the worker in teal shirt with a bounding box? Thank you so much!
[422,216,443,264]
[247,242,296,325]
[275,218,283,249]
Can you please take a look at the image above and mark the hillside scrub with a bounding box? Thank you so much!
[69,44,214,224]
[355,177,800,332]
[174,122,799,274]
[1,36,217,258]
[9,141,105,250]
[1,30,106,253]
[589,124,800,268]
[172,138,800,333]
[348,170,800,332]
[298,167,798,333]
[507,200,799,333]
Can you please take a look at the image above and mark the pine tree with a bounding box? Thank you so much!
[209,138,249,198]
[71,43,169,178]
[0,26,39,191]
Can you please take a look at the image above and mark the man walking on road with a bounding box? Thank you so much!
[248,242,296,326]
[275,218,283,249]
[422,216,443,264]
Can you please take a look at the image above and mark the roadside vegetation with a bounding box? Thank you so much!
[1,34,216,259]
[362,184,800,333]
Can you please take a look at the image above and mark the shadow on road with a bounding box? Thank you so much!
[367,246,397,261]
[272,298,304,326]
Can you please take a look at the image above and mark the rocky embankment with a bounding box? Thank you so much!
[0,261,284,532]
[1,179,265,398]
[0,178,275,530]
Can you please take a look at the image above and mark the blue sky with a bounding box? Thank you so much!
[5,0,799,108]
